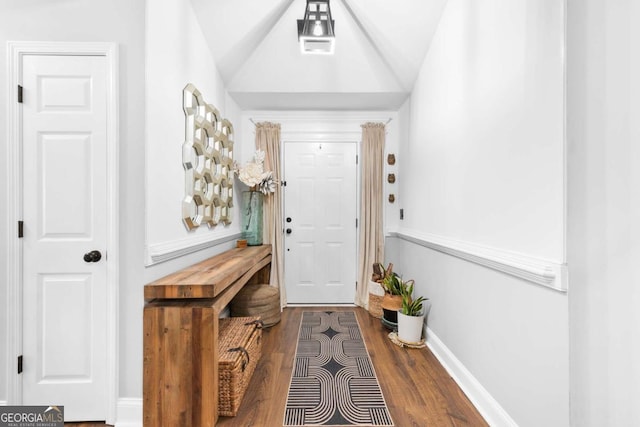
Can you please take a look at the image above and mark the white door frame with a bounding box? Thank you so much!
[5,41,119,424]
[282,140,360,304]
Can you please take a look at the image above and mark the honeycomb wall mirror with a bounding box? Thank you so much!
[182,83,234,230]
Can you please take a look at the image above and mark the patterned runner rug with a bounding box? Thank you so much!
[284,311,394,426]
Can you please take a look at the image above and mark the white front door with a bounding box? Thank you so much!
[283,142,358,304]
[21,54,108,421]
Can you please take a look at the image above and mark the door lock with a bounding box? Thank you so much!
[286,228,292,235]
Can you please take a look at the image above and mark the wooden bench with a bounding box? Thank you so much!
[143,245,272,426]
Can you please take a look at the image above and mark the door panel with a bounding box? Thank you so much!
[22,54,108,421]
[39,274,92,380]
[284,142,357,304]
[40,133,92,237]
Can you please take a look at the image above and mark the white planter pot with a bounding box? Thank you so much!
[397,310,425,344]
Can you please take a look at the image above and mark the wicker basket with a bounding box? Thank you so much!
[369,294,383,318]
[368,281,385,319]
[231,284,281,327]
[218,316,263,417]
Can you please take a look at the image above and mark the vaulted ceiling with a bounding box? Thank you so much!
[189,0,447,110]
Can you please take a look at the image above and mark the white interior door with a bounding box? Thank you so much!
[284,142,358,304]
[21,54,108,421]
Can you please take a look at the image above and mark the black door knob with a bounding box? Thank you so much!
[286,228,292,235]
[83,250,102,263]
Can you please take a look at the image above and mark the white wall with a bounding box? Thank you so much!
[567,0,640,425]
[238,110,400,237]
[11,1,639,425]
[386,0,570,425]
[0,0,146,406]
[145,0,242,265]
[404,0,565,262]
[0,0,248,415]
[129,0,247,401]
[386,237,569,426]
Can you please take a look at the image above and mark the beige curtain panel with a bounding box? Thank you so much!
[255,122,286,307]
[357,122,386,308]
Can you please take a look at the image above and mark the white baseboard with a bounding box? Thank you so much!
[116,398,142,427]
[113,328,516,427]
[1,398,141,425]
[425,326,518,427]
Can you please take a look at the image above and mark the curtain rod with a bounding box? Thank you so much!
[249,117,391,126]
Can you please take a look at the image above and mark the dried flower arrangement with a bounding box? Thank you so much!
[235,149,277,195]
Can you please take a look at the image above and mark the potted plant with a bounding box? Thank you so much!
[397,280,428,344]
[377,263,412,328]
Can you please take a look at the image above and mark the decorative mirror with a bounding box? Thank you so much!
[182,84,234,230]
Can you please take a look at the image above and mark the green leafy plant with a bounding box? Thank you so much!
[381,271,407,295]
[373,262,405,295]
[400,280,427,316]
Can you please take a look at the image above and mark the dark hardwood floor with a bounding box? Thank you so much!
[64,424,108,426]
[217,306,487,427]
[66,306,487,427]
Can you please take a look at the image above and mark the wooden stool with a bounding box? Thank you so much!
[230,284,281,327]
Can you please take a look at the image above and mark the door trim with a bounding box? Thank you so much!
[5,42,119,424]
[282,139,361,305]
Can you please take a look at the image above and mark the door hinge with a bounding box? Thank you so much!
[18,355,23,374]
[18,220,24,238]
[356,155,359,164]
[18,85,23,103]
[356,218,358,228]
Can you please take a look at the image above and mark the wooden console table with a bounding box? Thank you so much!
[143,245,272,427]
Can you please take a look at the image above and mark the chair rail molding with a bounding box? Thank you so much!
[388,229,567,292]
[146,232,242,265]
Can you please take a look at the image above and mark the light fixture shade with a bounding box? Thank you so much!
[297,0,335,54]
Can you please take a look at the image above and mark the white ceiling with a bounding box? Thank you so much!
[189,0,448,110]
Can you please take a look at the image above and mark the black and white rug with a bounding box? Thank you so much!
[284,311,394,426]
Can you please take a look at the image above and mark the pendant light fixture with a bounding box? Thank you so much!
[297,0,335,54]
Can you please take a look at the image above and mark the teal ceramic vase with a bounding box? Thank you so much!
[241,191,263,246]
